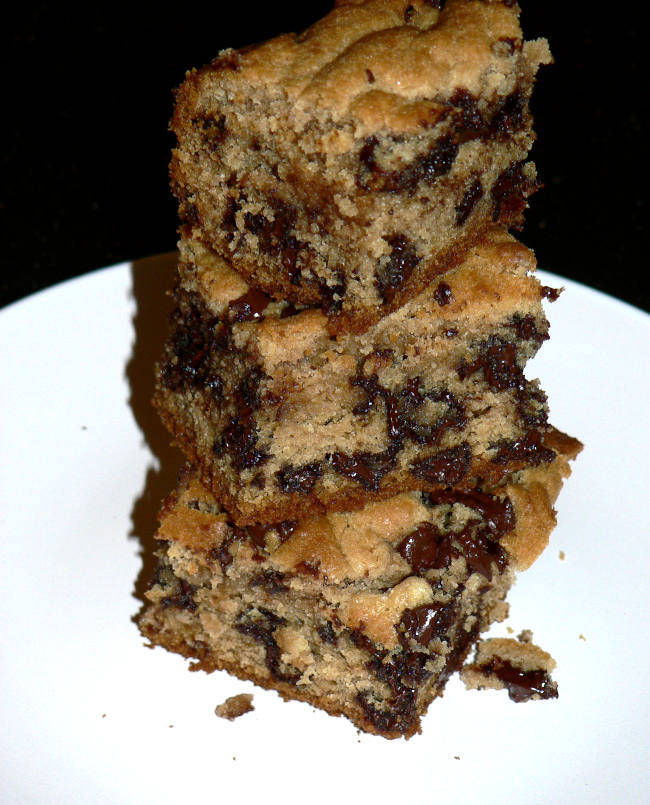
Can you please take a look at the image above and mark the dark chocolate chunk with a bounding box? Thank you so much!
[317,621,338,645]
[161,296,221,394]
[250,569,288,594]
[455,176,484,225]
[424,489,515,537]
[376,234,421,304]
[490,430,556,467]
[160,578,198,612]
[398,601,457,647]
[491,160,537,223]
[228,288,271,322]
[275,461,323,494]
[217,368,270,471]
[433,282,454,306]
[331,448,398,491]
[477,658,558,703]
[507,314,548,344]
[235,607,300,684]
[242,198,308,284]
[457,336,522,392]
[397,522,447,574]
[410,442,471,485]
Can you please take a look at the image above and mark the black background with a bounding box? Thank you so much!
[2,1,648,311]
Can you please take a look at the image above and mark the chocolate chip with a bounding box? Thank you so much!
[160,578,198,612]
[490,430,556,467]
[433,282,453,306]
[376,234,421,304]
[228,288,271,322]
[250,569,288,594]
[455,176,484,225]
[410,442,471,485]
[275,461,323,494]
[398,601,457,646]
[474,658,558,703]
[235,607,299,684]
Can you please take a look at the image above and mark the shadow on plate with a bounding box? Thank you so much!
[125,251,184,609]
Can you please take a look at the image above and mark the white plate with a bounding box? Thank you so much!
[1,255,648,805]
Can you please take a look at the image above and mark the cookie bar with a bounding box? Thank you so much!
[155,228,559,526]
[138,429,580,739]
[170,0,551,333]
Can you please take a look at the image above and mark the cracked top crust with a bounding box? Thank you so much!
[180,0,551,135]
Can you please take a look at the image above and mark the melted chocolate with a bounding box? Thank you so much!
[397,522,448,574]
[235,607,300,684]
[331,447,398,491]
[398,601,457,647]
[397,513,508,582]
[507,314,548,344]
[376,234,421,304]
[250,569,288,594]
[161,296,223,398]
[457,336,522,392]
[424,489,515,536]
[478,658,558,703]
[433,282,454,306]
[243,199,308,285]
[359,135,458,195]
[228,288,271,322]
[160,578,198,612]
[217,368,270,471]
[317,621,338,645]
[275,461,323,494]
[455,176,484,225]
[491,160,537,223]
[409,442,471,485]
[490,430,556,467]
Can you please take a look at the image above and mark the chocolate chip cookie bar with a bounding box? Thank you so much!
[155,228,558,526]
[138,428,580,739]
[170,0,551,332]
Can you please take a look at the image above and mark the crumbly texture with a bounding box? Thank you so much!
[155,228,561,525]
[138,436,577,739]
[215,693,255,720]
[170,0,552,332]
[461,635,558,702]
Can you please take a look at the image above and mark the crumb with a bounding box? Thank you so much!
[81,425,87,430]
[559,550,565,560]
[461,637,558,702]
[517,629,533,643]
[506,626,514,634]
[169,725,174,728]
[454,755,461,760]
[215,693,255,721]
[101,714,106,718]
[579,634,586,641]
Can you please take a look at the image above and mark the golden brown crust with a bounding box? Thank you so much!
[176,0,551,134]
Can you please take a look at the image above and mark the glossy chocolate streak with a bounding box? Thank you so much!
[228,288,271,322]
[398,601,457,647]
[424,489,515,536]
[477,658,558,702]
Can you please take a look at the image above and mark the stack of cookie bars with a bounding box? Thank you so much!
[138,0,581,738]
